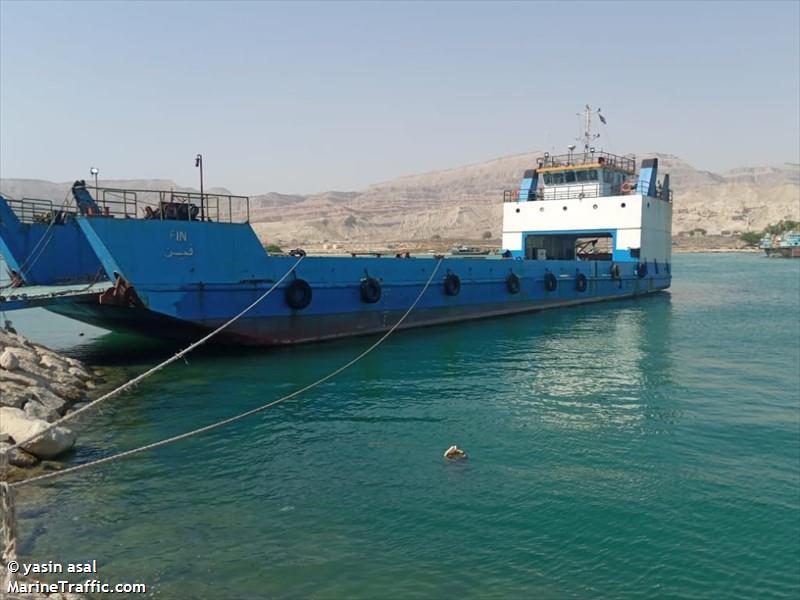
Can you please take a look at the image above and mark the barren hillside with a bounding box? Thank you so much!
[3,153,798,251]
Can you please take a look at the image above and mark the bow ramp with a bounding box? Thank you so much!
[0,281,112,311]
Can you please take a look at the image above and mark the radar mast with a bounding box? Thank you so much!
[577,105,604,153]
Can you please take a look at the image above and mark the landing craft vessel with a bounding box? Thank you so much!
[0,107,673,344]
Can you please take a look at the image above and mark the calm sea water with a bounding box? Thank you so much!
[4,253,799,599]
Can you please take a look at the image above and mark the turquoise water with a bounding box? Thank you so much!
[5,253,799,599]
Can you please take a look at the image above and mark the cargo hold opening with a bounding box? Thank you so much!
[525,233,613,260]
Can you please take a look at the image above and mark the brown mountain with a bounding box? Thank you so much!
[2,154,798,249]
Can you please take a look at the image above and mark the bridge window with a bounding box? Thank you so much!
[543,173,552,185]
[565,171,576,183]
[588,170,598,181]
[552,172,565,184]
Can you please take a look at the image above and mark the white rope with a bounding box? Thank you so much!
[10,258,444,489]
[2,255,306,459]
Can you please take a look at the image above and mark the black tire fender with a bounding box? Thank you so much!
[285,278,312,309]
[506,273,521,294]
[444,273,461,296]
[575,272,588,292]
[544,272,558,292]
[360,277,382,304]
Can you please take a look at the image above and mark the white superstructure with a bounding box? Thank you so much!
[501,107,672,267]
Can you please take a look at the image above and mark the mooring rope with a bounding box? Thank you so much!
[9,257,444,489]
[0,254,309,581]
[1,451,17,590]
[2,255,306,460]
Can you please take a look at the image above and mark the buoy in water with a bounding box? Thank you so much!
[444,445,467,459]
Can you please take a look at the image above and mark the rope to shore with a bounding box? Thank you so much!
[9,257,443,489]
[2,255,305,461]
[0,255,308,581]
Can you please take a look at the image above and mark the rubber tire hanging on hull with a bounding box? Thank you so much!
[506,273,521,294]
[610,264,622,280]
[575,273,588,292]
[444,274,461,296]
[360,277,382,304]
[544,272,558,292]
[285,279,312,310]
[637,263,648,278]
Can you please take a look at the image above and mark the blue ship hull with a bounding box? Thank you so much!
[74,218,671,346]
[0,196,103,286]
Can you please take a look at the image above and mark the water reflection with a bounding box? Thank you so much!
[486,294,678,430]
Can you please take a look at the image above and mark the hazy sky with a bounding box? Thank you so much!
[1,0,798,195]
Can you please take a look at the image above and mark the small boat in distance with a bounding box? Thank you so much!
[760,232,800,258]
[0,106,674,345]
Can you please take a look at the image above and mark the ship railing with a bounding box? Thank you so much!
[6,197,77,224]
[93,187,251,223]
[504,183,673,203]
[540,151,636,174]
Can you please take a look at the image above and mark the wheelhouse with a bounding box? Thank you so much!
[501,107,673,267]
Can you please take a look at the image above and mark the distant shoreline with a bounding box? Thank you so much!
[672,247,761,254]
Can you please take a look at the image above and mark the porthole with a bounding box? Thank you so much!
[515,208,520,213]
[539,207,545,212]
[562,206,568,211]
[592,204,598,209]
[621,202,627,208]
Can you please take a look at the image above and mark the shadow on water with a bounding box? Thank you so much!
[57,289,676,362]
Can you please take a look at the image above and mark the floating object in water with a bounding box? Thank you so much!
[444,445,467,459]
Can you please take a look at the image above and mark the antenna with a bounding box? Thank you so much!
[576,105,602,152]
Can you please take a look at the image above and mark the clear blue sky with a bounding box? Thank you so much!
[1,0,798,195]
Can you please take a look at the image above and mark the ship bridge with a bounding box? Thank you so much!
[500,107,673,266]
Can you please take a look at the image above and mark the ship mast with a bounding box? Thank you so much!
[578,104,603,153]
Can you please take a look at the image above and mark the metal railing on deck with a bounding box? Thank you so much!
[96,187,251,223]
[540,151,636,174]
[6,198,76,224]
[504,182,673,203]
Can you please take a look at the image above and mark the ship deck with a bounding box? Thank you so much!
[0,281,112,311]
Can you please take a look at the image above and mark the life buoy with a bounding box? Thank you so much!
[360,277,381,304]
[544,272,558,292]
[575,272,587,292]
[621,181,635,194]
[637,262,648,278]
[444,273,461,296]
[610,263,622,279]
[506,273,521,294]
[285,278,312,309]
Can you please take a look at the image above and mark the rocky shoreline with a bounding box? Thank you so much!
[1,329,96,599]
[0,329,95,480]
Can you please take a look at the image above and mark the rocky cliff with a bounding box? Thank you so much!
[3,154,798,248]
